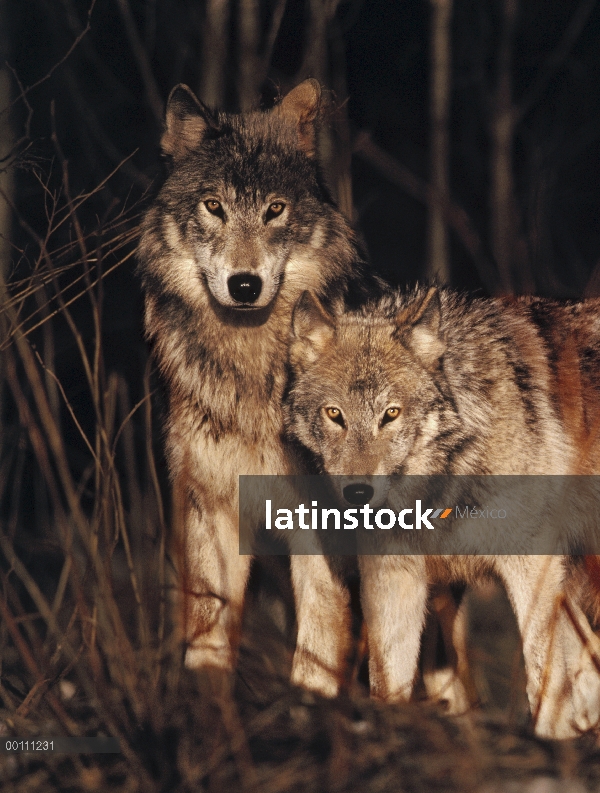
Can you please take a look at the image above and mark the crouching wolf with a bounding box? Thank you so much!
[284,286,600,738]
[138,80,372,694]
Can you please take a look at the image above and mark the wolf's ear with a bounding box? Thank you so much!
[290,291,335,368]
[395,287,445,369]
[162,84,216,159]
[273,79,322,157]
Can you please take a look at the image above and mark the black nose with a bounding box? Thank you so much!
[227,273,262,304]
[343,484,375,506]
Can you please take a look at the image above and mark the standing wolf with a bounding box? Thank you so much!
[138,80,371,693]
[284,286,600,738]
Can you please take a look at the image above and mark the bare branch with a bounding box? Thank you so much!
[114,0,163,122]
[238,0,261,111]
[200,0,231,108]
[426,0,453,284]
[263,0,288,69]
[32,347,98,464]
[0,0,97,119]
[489,0,530,293]
[354,131,497,291]
[516,0,596,124]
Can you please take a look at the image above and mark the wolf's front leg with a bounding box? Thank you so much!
[290,555,353,698]
[359,555,428,702]
[177,492,252,671]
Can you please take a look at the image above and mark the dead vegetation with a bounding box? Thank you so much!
[0,169,599,789]
[2,0,600,790]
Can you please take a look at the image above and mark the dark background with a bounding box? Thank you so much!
[3,0,600,531]
[0,5,599,779]
[6,0,600,299]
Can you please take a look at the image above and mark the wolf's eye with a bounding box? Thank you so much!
[205,200,225,219]
[381,407,401,426]
[265,202,286,222]
[325,406,345,427]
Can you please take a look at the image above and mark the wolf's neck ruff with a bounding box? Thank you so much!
[285,286,600,478]
[141,223,360,440]
[138,83,365,442]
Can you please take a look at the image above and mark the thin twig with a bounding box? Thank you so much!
[354,131,497,291]
[32,347,98,463]
[516,0,597,124]
[114,0,164,122]
[0,0,97,123]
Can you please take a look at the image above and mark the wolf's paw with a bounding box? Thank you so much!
[534,655,600,739]
[570,654,600,733]
[184,642,233,672]
[422,667,470,715]
[290,649,342,699]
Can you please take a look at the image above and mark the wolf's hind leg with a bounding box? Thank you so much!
[561,597,600,733]
[497,555,600,738]
[421,585,476,714]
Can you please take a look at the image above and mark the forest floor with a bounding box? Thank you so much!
[1,578,600,793]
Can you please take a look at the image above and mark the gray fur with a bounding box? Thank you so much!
[138,80,370,695]
[285,286,600,738]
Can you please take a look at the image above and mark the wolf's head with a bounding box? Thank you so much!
[146,80,355,311]
[284,288,465,506]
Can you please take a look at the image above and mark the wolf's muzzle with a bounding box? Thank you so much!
[343,483,375,506]
[228,273,262,304]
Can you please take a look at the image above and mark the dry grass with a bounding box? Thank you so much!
[1,159,600,793]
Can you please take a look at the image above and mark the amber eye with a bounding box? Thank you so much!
[205,199,223,215]
[265,202,286,222]
[381,407,400,426]
[325,406,345,427]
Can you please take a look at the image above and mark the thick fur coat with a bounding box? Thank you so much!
[138,81,370,693]
[284,286,600,738]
